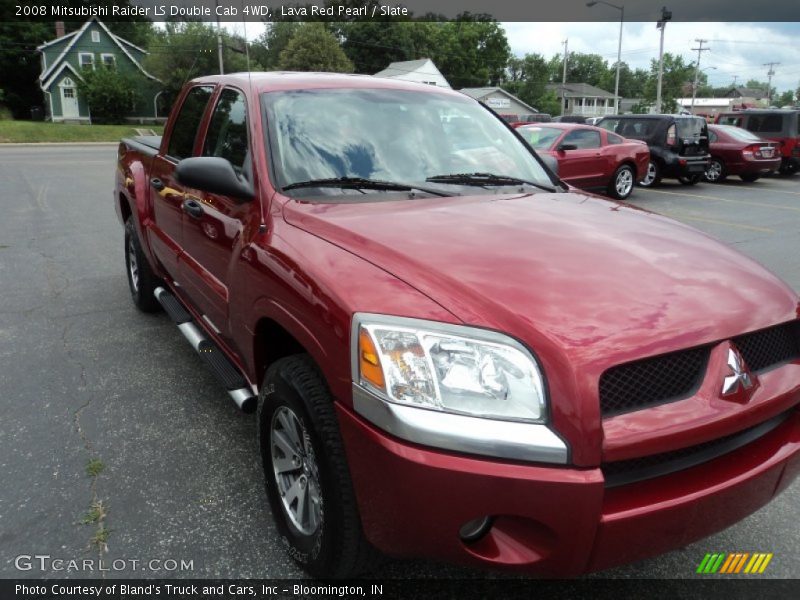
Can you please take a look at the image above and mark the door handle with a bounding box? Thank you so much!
[150,177,165,191]
[182,198,205,219]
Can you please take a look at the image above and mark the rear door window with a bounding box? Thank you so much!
[747,114,784,134]
[167,86,214,160]
[607,133,624,145]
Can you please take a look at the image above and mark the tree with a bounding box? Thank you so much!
[642,53,695,112]
[431,16,510,88]
[277,23,354,73]
[775,90,795,107]
[503,53,557,114]
[250,22,300,70]
[144,22,254,108]
[76,67,136,123]
[548,52,611,89]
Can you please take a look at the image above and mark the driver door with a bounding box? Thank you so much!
[556,128,606,188]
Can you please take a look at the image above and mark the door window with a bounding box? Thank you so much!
[561,129,601,149]
[202,88,250,173]
[166,86,214,160]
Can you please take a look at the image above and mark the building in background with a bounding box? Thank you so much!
[676,97,736,118]
[724,86,770,108]
[547,83,618,118]
[37,17,162,123]
[458,87,539,120]
[373,58,451,89]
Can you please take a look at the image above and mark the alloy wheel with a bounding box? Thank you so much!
[270,406,323,536]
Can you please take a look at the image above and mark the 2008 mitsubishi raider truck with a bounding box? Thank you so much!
[116,73,800,577]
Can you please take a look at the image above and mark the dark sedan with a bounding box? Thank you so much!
[705,124,782,183]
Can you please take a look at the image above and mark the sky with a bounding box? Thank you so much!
[221,21,800,94]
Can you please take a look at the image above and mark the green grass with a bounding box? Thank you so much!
[0,120,162,143]
[86,458,105,477]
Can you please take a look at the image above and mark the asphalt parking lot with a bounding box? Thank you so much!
[0,144,798,581]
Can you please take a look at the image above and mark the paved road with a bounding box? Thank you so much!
[0,145,797,581]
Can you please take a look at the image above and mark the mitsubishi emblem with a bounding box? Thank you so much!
[721,347,754,397]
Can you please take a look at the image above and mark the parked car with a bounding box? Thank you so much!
[704,124,782,183]
[585,116,604,125]
[504,112,552,126]
[115,73,800,578]
[715,109,800,175]
[516,122,649,199]
[552,115,588,124]
[597,114,710,186]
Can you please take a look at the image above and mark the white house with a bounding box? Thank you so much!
[373,58,451,89]
[459,87,539,118]
[547,83,618,117]
[676,97,736,117]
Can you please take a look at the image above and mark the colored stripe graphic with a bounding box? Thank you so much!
[697,552,772,574]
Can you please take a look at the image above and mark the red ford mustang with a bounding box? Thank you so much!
[516,122,650,199]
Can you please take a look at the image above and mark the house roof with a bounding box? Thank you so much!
[374,58,440,79]
[35,30,78,51]
[459,87,538,114]
[41,62,85,92]
[546,83,617,99]
[726,86,768,98]
[38,17,160,89]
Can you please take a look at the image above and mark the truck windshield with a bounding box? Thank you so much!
[262,88,553,198]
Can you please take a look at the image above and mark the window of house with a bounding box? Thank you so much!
[91,31,100,43]
[79,53,94,70]
[63,88,75,98]
[166,86,214,160]
[101,54,116,69]
[202,88,249,173]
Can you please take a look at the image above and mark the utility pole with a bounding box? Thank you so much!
[689,39,710,112]
[732,75,738,87]
[655,7,672,113]
[764,62,779,104]
[562,38,569,85]
[215,0,224,74]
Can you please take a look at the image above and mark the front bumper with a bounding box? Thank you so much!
[337,405,800,576]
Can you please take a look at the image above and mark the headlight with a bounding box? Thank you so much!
[353,314,546,423]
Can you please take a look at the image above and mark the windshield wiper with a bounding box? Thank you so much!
[282,177,453,197]
[425,172,557,193]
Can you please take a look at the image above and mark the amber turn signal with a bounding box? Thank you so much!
[359,327,385,390]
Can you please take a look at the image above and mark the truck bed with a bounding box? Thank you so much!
[121,135,162,156]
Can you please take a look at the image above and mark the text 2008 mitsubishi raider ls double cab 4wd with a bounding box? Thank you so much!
[115,73,800,577]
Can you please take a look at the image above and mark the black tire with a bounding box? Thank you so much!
[257,355,376,578]
[739,173,760,183]
[638,160,661,187]
[124,217,162,313]
[608,164,635,200]
[678,174,702,185]
[704,157,727,183]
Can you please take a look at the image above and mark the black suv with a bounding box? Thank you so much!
[597,114,710,186]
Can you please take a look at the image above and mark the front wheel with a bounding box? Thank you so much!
[704,158,727,183]
[608,164,635,200]
[257,355,375,578]
[638,160,661,187]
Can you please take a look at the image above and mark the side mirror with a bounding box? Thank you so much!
[557,143,578,152]
[175,157,254,201]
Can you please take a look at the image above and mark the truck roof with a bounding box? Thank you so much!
[189,71,465,97]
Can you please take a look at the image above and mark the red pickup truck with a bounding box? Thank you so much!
[116,73,800,578]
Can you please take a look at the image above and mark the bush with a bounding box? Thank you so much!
[77,68,136,124]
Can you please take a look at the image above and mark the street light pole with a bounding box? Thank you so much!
[655,6,672,113]
[215,0,224,75]
[587,1,624,115]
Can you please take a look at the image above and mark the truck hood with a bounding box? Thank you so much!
[282,191,798,369]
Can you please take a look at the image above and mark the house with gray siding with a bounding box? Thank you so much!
[36,18,162,122]
[458,87,539,119]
